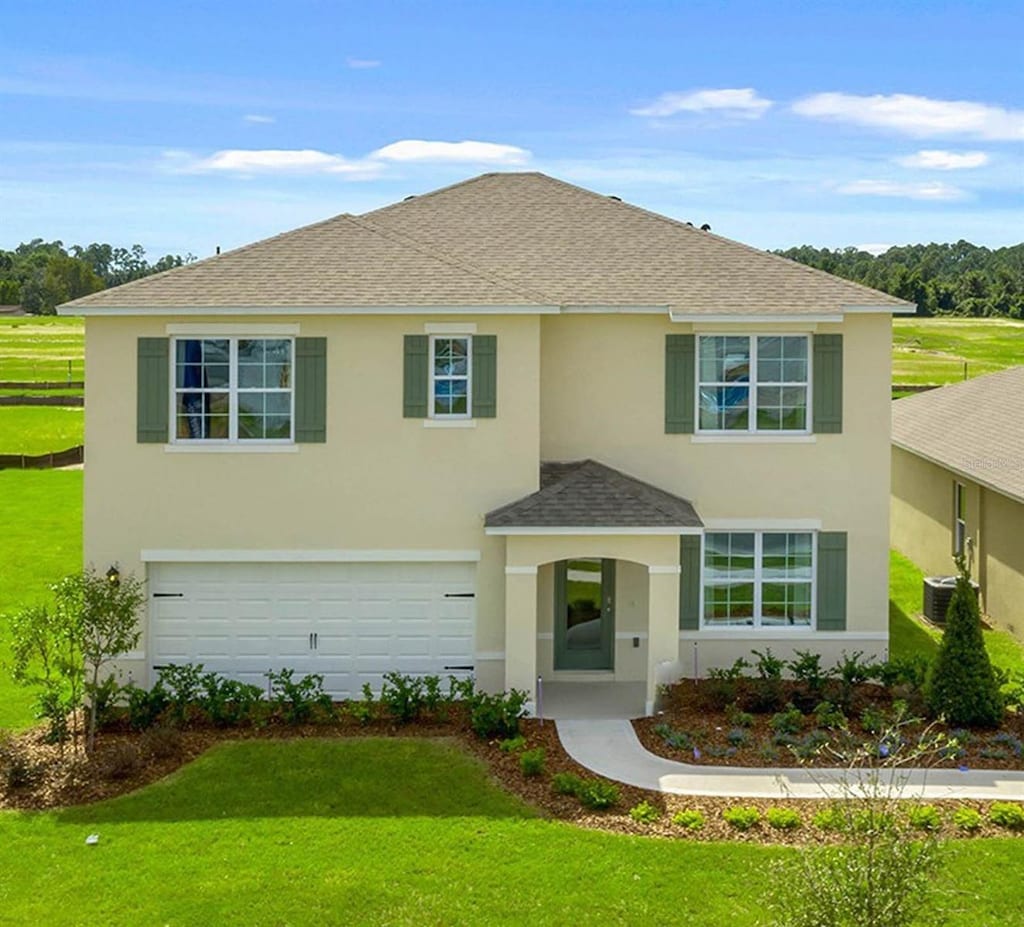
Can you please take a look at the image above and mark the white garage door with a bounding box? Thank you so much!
[149,561,476,699]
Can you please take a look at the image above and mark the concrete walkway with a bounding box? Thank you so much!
[556,719,1024,801]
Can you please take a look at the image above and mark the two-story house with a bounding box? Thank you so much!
[61,172,912,715]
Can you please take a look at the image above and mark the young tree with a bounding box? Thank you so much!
[51,569,145,753]
[7,569,145,754]
[926,555,1003,727]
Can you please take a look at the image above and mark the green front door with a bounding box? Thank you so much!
[554,558,615,671]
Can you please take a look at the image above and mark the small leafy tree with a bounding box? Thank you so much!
[8,603,83,752]
[7,569,144,755]
[926,555,1002,727]
[765,706,954,927]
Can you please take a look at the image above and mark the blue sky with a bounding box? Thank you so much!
[2,0,1021,258]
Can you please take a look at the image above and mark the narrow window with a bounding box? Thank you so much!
[431,336,471,418]
[954,482,967,556]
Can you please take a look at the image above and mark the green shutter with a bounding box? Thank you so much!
[137,337,169,443]
[471,334,497,418]
[294,337,327,443]
[665,334,695,434]
[403,334,429,418]
[816,531,848,631]
[813,334,843,433]
[679,534,702,630]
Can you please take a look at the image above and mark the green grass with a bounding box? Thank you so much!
[1,737,1022,926]
[888,549,1024,675]
[0,316,84,383]
[0,405,84,455]
[0,470,82,728]
[893,318,1024,387]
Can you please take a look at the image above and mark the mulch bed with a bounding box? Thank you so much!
[634,679,1024,772]
[1,706,1021,845]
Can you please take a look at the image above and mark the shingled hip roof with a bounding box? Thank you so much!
[484,460,703,531]
[892,366,1024,504]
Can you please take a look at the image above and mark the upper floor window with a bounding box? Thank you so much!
[174,337,293,442]
[431,335,471,418]
[703,531,814,628]
[698,335,809,433]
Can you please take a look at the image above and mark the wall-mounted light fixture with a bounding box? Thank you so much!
[106,564,121,587]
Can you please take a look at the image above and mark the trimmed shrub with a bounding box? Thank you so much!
[498,735,526,753]
[952,806,983,832]
[140,725,183,760]
[812,808,842,831]
[989,802,1024,831]
[907,804,942,831]
[519,747,545,778]
[672,809,706,831]
[814,700,847,730]
[468,689,528,740]
[577,779,620,810]
[770,704,804,736]
[629,800,661,823]
[926,562,1003,727]
[766,807,802,830]
[723,805,761,831]
[551,772,583,796]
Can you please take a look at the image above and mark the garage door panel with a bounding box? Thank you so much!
[150,560,476,698]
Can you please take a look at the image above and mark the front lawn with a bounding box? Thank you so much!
[1,737,1022,925]
[0,738,770,925]
[0,316,84,383]
[0,470,82,728]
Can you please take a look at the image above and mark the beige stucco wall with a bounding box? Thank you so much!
[539,313,893,646]
[891,444,1024,640]
[84,314,540,684]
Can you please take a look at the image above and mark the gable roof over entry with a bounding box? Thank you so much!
[484,459,703,533]
[62,172,912,316]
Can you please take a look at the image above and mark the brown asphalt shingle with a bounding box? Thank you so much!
[63,172,909,314]
[485,459,703,529]
[892,367,1024,503]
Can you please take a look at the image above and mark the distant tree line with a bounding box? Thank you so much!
[0,240,195,314]
[776,241,1024,318]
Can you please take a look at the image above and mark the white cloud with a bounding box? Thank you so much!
[631,88,773,119]
[855,243,893,256]
[836,179,967,201]
[346,58,381,69]
[896,149,989,170]
[173,149,381,178]
[369,139,531,164]
[793,92,1024,140]
[243,114,275,124]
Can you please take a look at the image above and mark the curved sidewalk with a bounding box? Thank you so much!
[556,719,1024,801]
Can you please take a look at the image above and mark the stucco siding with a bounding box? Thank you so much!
[982,489,1024,639]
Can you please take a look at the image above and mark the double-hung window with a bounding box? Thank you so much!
[703,531,814,628]
[698,335,809,433]
[430,335,471,418]
[174,337,293,442]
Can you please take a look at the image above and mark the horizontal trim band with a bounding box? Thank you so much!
[486,526,703,536]
[671,312,841,323]
[615,631,649,640]
[505,565,539,575]
[141,549,482,563]
[648,565,682,575]
[424,322,477,333]
[165,323,300,335]
[60,304,561,317]
[691,435,817,444]
[422,419,477,429]
[164,444,300,454]
[474,651,505,661]
[702,518,823,530]
[680,631,888,641]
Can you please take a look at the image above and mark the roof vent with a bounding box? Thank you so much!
[700,223,711,232]
[215,246,221,256]
[404,195,416,201]
[685,221,694,227]
[608,195,621,201]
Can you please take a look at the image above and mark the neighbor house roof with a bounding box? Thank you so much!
[892,367,1024,504]
[62,172,911,316]
[484,459,703,531]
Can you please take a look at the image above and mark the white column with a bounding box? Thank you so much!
[504,565,538,711]
[646,565,681,715]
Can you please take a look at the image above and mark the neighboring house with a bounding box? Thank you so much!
[892,368,1024,640]
[60,172,911,714]
[0,305,26,317]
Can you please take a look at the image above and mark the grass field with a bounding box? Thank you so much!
[0,737,1022,926]
[892,317,1024,387]
[0,406,83,455]
[0,470,82,728]
[0,316,84,383]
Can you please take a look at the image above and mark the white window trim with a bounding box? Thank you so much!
[169,336,296,445]
[428,333,472,420]
[696,333,812,436]
[699,530,818,631]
